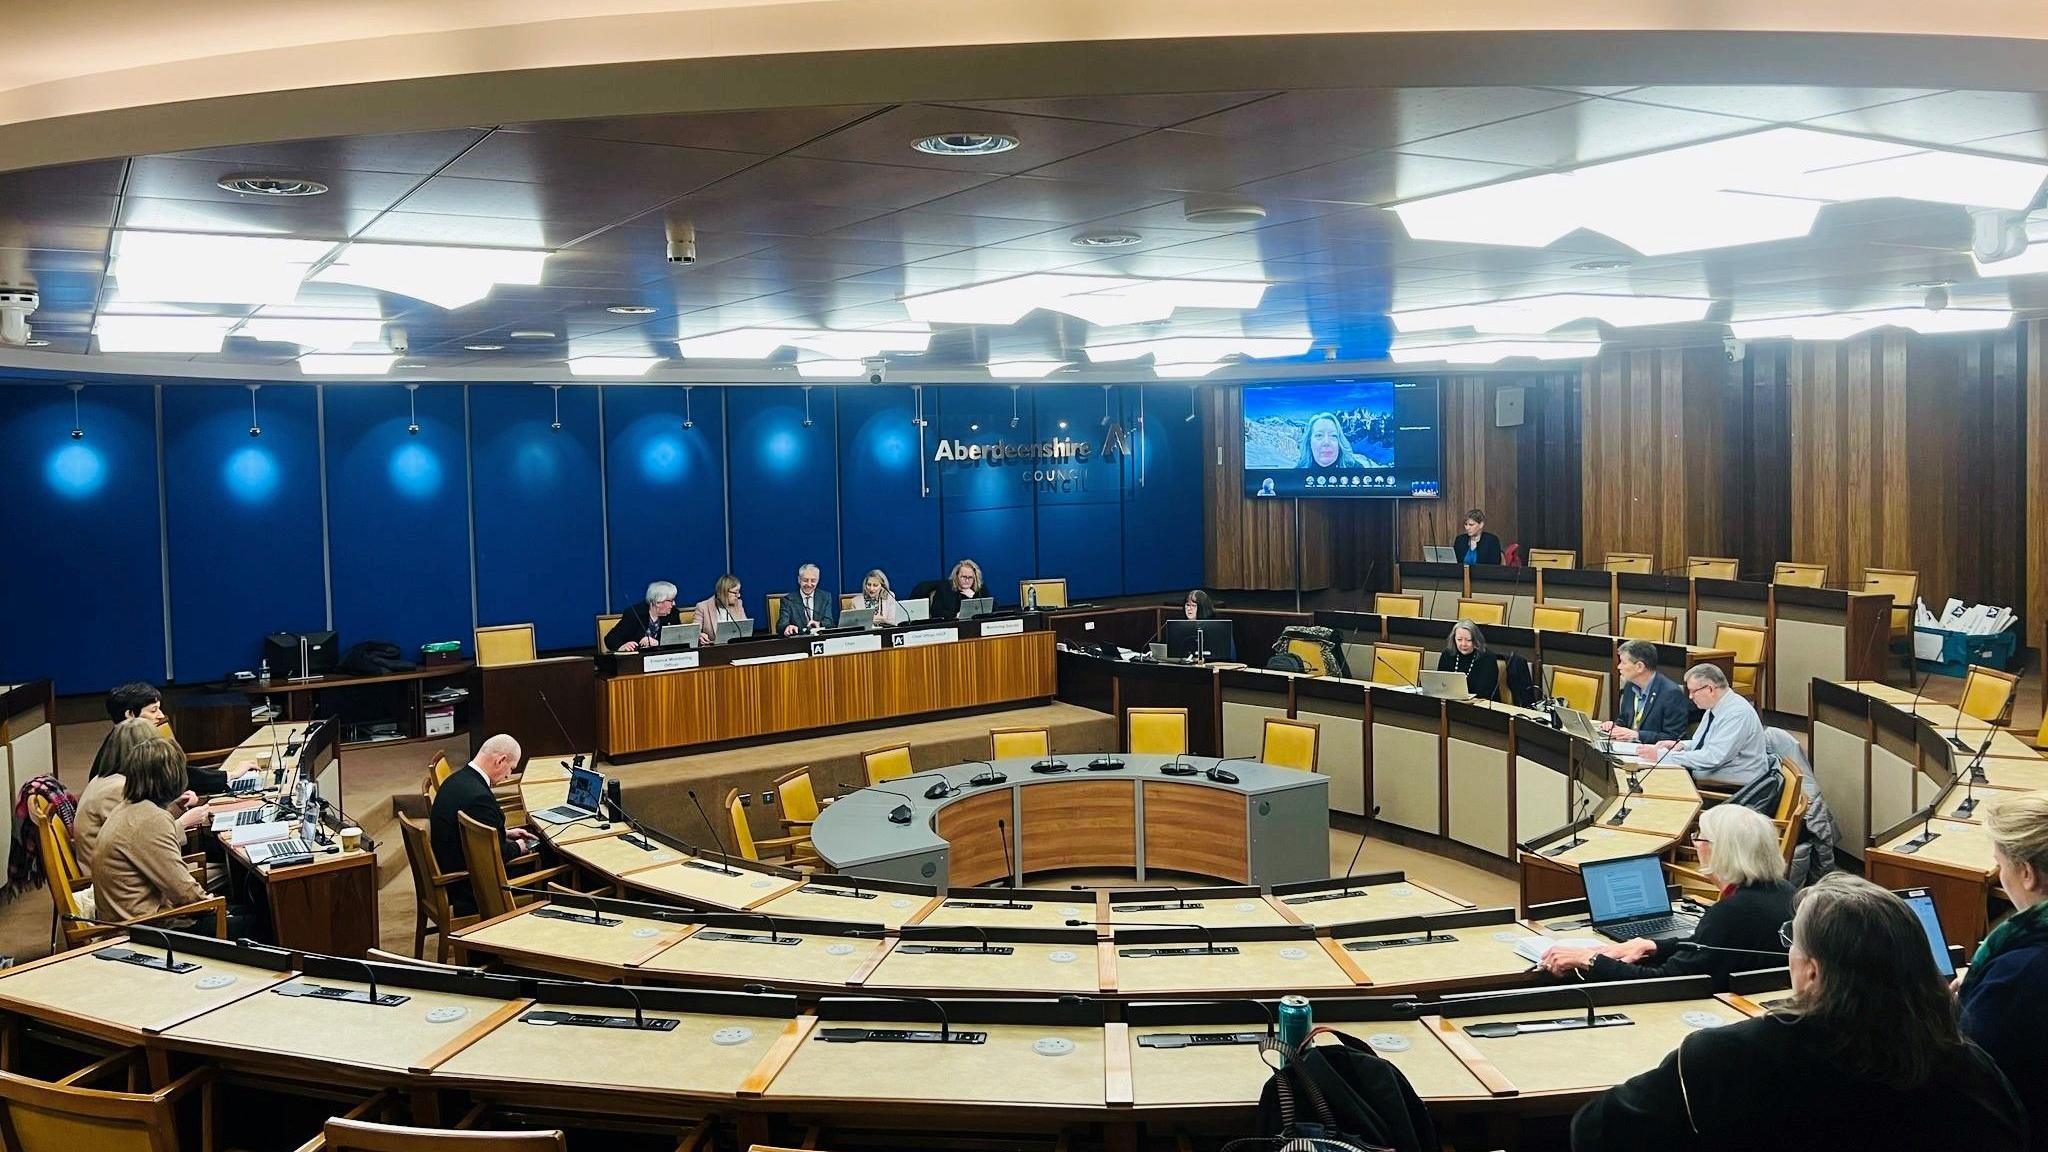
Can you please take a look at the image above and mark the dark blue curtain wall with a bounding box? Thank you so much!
[0,380,1208,693]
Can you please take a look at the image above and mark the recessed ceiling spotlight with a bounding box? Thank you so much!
[911,132,1020,157]
[606,304,658,315]
[216,174,330,197]
[1071,231,1143,248]
[1183,195,1268,225]
[1571,259,1633,271]
[464,343,505,352]
[1904,278,1956,289]
[509,329,556,340]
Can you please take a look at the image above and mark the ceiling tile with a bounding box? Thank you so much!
[945,93,1273,127]
[916,176,1177,222]
[394,174,678,223]
[440,131,759,193]
[1807,90,2048,146]
[117,195,379,238]
[826,210,1060,247]
[1176,88,1586,153]
[1613,86,1937,123]
[1024,128,1356,192]
[155,129,489,175]
[1236,150,1530,206]
[1400,100,1762,168]
[501,107,885,153]
[698,156,997,212]
[352,209,608,248]
[126,155,421,213]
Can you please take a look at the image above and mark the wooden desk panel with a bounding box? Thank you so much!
[1440,998,1745,1095]
[867,941,1100,995]
[765,1021,1106,1107]
[0,943,285,1038]
[555,831,689,877]
[168,976,515,1073]
[1128,1020,1486,1107]
[626,860,801,909]
[1274,880,1471,929]
[1112,940,1354,996]
[1104,895,1287,930]
[454,907,689,975]
[604,631,1055,756]
[1595,796,1699,837]
[933,790,1014,887]
[437,1005,779,1098]
[1141,783,1247,881]
[1347,924,1542,991]
[638,929,882,987]
[753,885,934,928]
[1020,779,1136,873]
[915,896,1095,930]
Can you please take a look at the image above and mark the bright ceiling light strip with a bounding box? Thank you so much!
[1387,337,1601,365]
[986,360,1069,379]
[312,242,551,310]
[298,354,399,376]
[1390,293,1713,334]
[93,314,240,354]
[1727,307,2013,341]
[1083,336,1313,363]
[567,356,663,377]
[1152,363,1228,378]
[110,231,336,306]
[238,317,388,351]
[902,273,1269,327]
[795,359,866,378]
[674,326,932,361]
[1392,127,2048,256]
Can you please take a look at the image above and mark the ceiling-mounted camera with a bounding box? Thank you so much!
[665,219,697,264]
[863,357,887,385]
[0,288,39,346]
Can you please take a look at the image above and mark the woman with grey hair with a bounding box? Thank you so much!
[1434,619,1499,700]
[606,579,682,652]
[1538,803,1793,989]
[858,569,909,626]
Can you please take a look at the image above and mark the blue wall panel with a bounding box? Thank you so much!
[469,385,604,652]
[1030,385,1126,599]
[726,387,839,620]
[603,385,728,610]
[0,383,166,692]
[1121,384,1206,597]
[162,383,326,680]
[933,385,1035,598]
[323,384,472,656]
[835,385,939,597]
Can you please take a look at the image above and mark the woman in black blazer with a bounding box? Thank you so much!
[1435,620,1499,700]
[1540,803,1793,990]
[1451,507,1503,566]
[605,580,682,652]
[1572,874,2025,1151]
[929,558,986,620]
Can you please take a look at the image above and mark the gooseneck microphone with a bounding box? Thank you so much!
[1954,726,1998,816]
[536,690,586,770]
[997,818,1018,889]
[1072,919,1229,955]
[684,789,743,874]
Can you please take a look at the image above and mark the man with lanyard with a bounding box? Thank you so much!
[1600,639,1693,743]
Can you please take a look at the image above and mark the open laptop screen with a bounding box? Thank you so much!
[565,766,605,813]
[1581,853,1669,924]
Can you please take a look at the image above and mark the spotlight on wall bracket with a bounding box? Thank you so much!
[682,385,695,429]
[405,383,421,435]
[548,384,563,432]
[247,383,263,437]
[67,382,84,439]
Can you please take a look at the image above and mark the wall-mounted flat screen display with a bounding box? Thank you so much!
[1241,379,1443,498]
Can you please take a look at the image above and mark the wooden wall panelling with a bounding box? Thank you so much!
[1580,346,1725,573]
[1721,345,1792,580]
[1205,384,1331,591]
[1393,374,1579,566]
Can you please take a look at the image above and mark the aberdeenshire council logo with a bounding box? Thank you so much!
[932,423,1131,492]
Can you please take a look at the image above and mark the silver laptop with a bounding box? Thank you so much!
[714,618,753,643]
[839,606,876,629]
[1423,545,1458,563]
[657,623,702,647]
[1418,669,1473,699]
[1556,705,1608,746]
[957,597,995,621]
[533,766,606,824]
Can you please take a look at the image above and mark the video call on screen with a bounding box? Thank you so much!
[1240,378,1444,499]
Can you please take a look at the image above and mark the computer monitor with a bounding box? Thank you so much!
[901,597,931,622]
[264,630,339,676]
[1165,618,1235,662]
[1897,887,1957,978]
[957,597,995,621]
[714,618,753,644]
[1580,853,1671,926]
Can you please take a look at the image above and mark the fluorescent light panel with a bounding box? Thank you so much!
[238,317,388,350]
[1727,306,2013,341]
[312,242,550,310]
[110,231,333,306]
[92,315,240,353]
[902,273,1268,327]
[1387,336,1601,364]
[298,354,399,376]
[795,359,866,378]
[1392,127,2048,255]
[1083,335,1313,365]
[1391,293,1712,334]
[674,326,931,361]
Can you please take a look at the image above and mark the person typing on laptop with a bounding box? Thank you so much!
[1434,620,1499,700]
[694,575,750,645]
[1600,640,1692,743]
[1636,663,1772,788]
[429,733,537,915]
[1539,804,1792,990]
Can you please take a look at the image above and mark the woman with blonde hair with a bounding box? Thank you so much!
[693,574,748,644]
[930,558,985,621]
[1539,802,1793,989]
[1960,790,2048,1149]
[858,569,909,626]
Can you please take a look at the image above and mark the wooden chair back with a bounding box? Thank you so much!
[473,624,536,668]
[1374,593,1424,618]
[398,814,474,962]
[30,798,96,951]
[1711,622,1769,708]
[1455,597,1508,627]
[1773,760,1809,866]
[989,726,1051,760]
[1771,561,1826,588]
[1862,567,1919,640]
[1686,556,1740,580]
[1546,667,1607,717]
[595,613,622,649]
[0,1056,211,1152]
[456,811,519,922]
[774,768,821,825]
[724,789,760,861]
[1261,718,1320,773]
[30,794,83,888]
[1019,578,1068,609]
[1370,643,1425,688]
[1620,613,1678,643]
[1127,708,1189,756]
[317,1116,566,1152]
[862,744,913,786]
[1603,553,1653,573]
[1958,664,2019,724]
[1530,602,1585,633]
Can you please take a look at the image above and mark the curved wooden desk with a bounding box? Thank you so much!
[808,755,1330,888]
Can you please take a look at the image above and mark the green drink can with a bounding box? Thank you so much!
[1277,995,1312,1049]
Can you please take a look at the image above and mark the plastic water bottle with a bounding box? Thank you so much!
[1026,586,1039,611]
[258,658,270,683]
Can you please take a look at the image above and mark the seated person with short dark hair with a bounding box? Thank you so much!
[99,682,249,797]
[1601,639,1693,742]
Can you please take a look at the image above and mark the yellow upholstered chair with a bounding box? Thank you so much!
[990,726,1051,760]
[863,743,913,786]
[1261,718,1320,773]
[676,605,697,626]
[1525,548,1577,569]
[774,768,821,843]
[456,811,569,922]
[840,593,861,612]
[1959,664,2019,725]
[1604,553,1654,573]
[1711,622,1769,709]
[398,814,476,964]
[726,788,816,868]
[1772,562,1827,588]
[1374,593,1424,618]
[1620,613,1678,643]
[1370,643,1425,688]
[1686,556,1740,580]
[1128,708,1189,756]
[1455,597,1508,626]
[1285,637,1330,676]
[1019,578,1068,609]
[595,613,622,648]
[1545,666,1606,716]
[1863,567,1919,644]
[1530,602,1585,633]
[765,594,788,635]
[0,1052,215,1152]
[473,624,535,667]
[34,795,221,952]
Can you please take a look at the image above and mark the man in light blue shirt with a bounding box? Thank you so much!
[1638,663,1771,788]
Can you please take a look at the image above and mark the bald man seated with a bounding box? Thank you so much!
[429,733,539,915]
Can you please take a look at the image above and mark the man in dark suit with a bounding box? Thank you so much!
[429,733,536,915]
[779,563,837,635]
[1602,639,1693,742]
